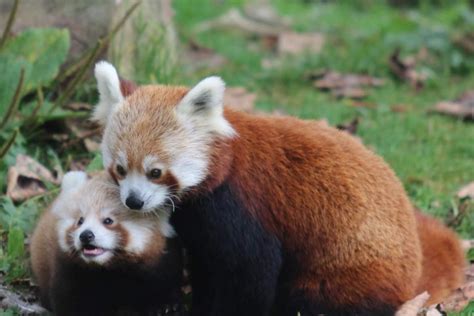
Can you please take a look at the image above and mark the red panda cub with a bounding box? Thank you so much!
[30,171,184,316]
[93,61,465,316]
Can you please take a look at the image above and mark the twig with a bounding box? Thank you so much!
[52,1,140,110]
[0,283,46,314]
[0,0,20,50]
[0,68,24,129]
[0,129,18,160]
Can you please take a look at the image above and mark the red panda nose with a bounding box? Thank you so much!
[125,194,144,210]
[79,230,95,244]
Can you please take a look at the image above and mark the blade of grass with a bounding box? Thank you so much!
[0,68,24,130]
[52,1,141,110]
[0,129,18,160]
[0,0,20,50]
[55,1,141,84]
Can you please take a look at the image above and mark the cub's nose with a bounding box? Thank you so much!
[79,230,95,244]
[125,194,144,210]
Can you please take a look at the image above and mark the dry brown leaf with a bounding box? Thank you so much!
[184,40,227,71]
[6,155,59,202]
[391,104,409,113]
[196,7,289,37]
[337,118,360,135]
[84,139,101,152]
[65,102,92,111]
[457,182,474,199]
[277,32,325,55]
[454,32,474,54]
[313,71,384,100]
[441,281,474,312]
[432,91,474,121]
[461,240,474,252]
[389,49,427,90]
[224,87,257,113]
[395,291,430,316]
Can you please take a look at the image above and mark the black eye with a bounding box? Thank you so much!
[78,217,84,226]
[149,168,162,179]
[116,165,126,177]
[103,218,114,225]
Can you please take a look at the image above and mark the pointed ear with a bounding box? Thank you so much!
[177,76,235,137]
[93,61,124,125]
[61,171,88,193]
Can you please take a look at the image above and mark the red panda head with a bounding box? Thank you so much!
[53,171,175,266]
[93,61,236,212]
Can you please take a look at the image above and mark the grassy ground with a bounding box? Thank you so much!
[173,0,474,238]
[0,0,473,314]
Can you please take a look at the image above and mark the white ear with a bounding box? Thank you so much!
[93,61,124,125]
[61,171,88,193]
[177,76,235,137]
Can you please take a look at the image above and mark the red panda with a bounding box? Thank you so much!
[30,171,184,315]
[93,61,466,316]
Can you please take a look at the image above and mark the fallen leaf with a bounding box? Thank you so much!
[337,118,360,135]
[65,102,91,111]
[389,48,427,90]
[431,91,474,121]
[84,138,101,152]
[461,240,474,252]
[395,291,430,316]
[454,32,474,54]
[391,104,408,113]
[196,6,289,37]
[313,70,384,99]
[184,40,227,71]
[224,87,257,113]
[6,155,59,202]
[242,2,291,29]
[441,281,474,312]
[457,182,474,199]
[277,32,325,55]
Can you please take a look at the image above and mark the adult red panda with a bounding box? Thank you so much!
[93,61,465,316]
[30,171,184,315]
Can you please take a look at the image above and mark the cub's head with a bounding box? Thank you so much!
[53,171,174,266]
[93,61,236,212]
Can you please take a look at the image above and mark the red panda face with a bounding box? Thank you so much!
[94,62,236,212]
[53,171,175,266]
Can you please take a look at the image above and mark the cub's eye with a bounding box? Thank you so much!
[149,168,162,179]
[103,218,114,225]
[116,165,126,177]
[78,217,84,226]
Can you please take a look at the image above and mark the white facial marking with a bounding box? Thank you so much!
[73,214,117,264]
[119,171,168,211]
[121,221,153,254]
[57,218,75,252]
[143,155,165,173]
[117,150,128,169]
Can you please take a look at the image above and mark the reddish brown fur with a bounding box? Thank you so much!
[30,210,58,310]
[113,84,466,311]
[415,211,465,305]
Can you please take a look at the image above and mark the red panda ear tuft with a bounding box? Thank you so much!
[176,76,236,137]
[61,171,88,194]
[93,61,124,126]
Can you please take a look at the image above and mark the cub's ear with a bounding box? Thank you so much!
[93,61,124,125]
[61,171,88,194]
[177,76,235,137]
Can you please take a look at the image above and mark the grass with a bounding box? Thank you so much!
[0,0,473,314]
[173,0,474,237]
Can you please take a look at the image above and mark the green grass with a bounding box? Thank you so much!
[173,0,474,237]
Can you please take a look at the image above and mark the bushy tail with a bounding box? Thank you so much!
[415,211,466,305]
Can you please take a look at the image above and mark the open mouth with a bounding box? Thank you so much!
[82,245,107,257]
